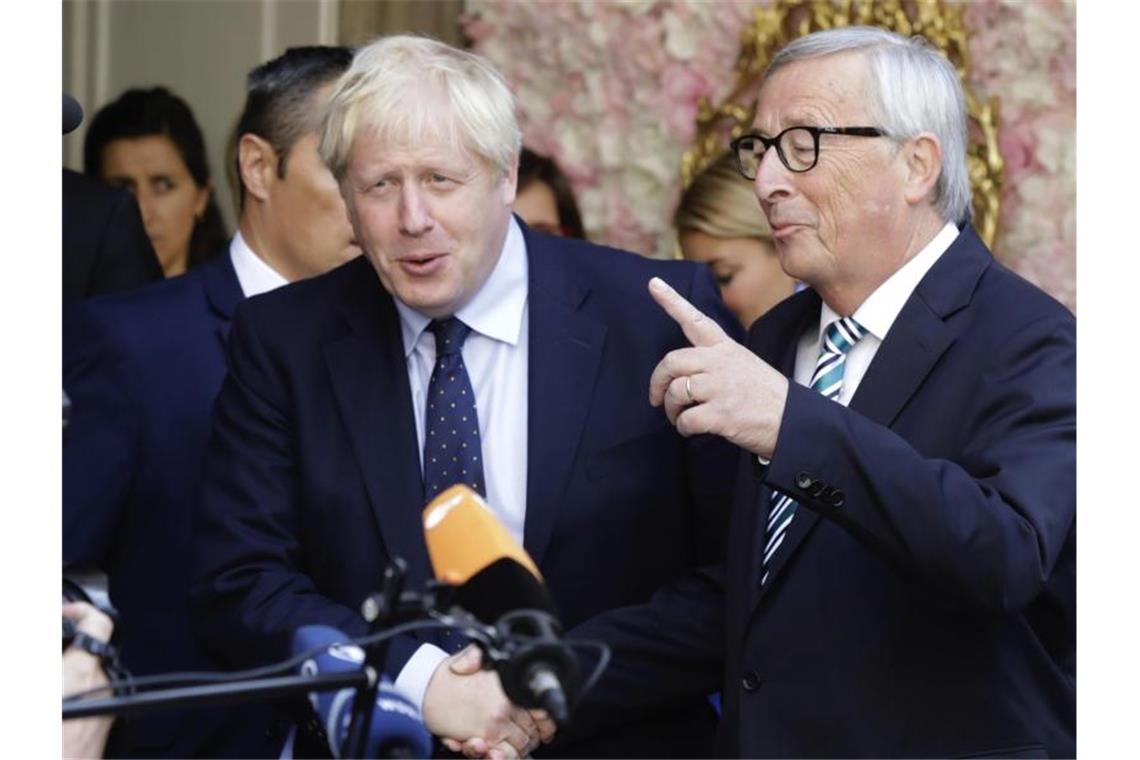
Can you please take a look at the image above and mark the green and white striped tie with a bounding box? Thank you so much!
[762,316,867,585]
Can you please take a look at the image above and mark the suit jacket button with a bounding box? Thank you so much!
[830,490,845,507]
[741,671,761,692]
[796,472,813,489]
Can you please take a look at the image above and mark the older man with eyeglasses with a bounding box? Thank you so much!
[574,26,1075,758]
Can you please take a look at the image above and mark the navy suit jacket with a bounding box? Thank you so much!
[64,250,276,758]
[574,225,1076,758]
[190,225,743,757]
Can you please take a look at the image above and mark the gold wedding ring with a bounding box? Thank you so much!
[685,375,695,405]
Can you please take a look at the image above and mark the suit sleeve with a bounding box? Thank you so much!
[765,311,1076,612]
[559,265,738,733]
[62,304,140,566]
[189,306,419,673]
[565,564,726,734]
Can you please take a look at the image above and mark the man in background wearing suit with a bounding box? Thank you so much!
[191,35,741,759]
[576,26,1075,758]
[63,46,358,757]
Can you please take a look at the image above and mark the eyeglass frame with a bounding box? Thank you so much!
[729,126,886,179]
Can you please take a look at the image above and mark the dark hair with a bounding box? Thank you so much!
[518,148,586,239]
[233,45,354,207]
[83,87,228,269]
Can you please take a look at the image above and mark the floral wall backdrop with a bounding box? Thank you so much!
[464,0,1076,312]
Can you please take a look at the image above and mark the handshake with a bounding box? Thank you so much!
[412,484,590,759]
[297,485,597,759]
[423,644,557,759]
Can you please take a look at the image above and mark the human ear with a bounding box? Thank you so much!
[902,132,943,206]
[238,133,277,203]
[499,154,519,205]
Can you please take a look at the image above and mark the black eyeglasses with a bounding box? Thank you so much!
[729,126,885,178]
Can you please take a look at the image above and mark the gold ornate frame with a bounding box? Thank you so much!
[680,0,1003,248]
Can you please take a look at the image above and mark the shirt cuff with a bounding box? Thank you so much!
[394,643,450,713]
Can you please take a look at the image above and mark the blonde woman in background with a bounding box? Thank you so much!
[675,151,797,329]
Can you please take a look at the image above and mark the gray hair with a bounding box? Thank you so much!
[768,26,971,223]
[318,35,521,182]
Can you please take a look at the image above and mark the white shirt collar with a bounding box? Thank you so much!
[229,230,289,298]
[395,216,529,356]
[817,221,959,342]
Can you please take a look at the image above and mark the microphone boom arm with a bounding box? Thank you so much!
[63,670,372,721]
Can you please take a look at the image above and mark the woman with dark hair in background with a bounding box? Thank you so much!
[84,87,228,277]
[513,147,586,239]
[675,151,797,329]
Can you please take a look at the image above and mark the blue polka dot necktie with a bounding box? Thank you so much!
[422,317,486,499]
[761,316,867,585]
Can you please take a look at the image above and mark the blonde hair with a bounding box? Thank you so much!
[318,35,521,182]
[674,152,771,240]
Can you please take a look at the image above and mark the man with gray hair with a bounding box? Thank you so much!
[192,35,741,758]
[574,26,1075,757]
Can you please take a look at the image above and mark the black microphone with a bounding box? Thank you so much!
[63,93,83,135]
[293,625,432,758]
[422,485,579,725]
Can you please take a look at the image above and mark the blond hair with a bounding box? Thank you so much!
[674,152,771,240]
[318,35,521,182]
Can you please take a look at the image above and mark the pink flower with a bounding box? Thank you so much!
[998,127,1038,180]
[549,90,576,117]
[662,64,708,103]
[663,101,698,143]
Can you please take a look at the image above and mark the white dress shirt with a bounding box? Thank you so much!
[228,230,288,298]
[792,222,960,403]
[393,216,531,710]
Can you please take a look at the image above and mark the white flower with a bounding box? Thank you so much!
[621,164,668,231]
[664,10,699,60]
[611,0,657,15]
[556,117,596,174]
[1034,123,1075,178]
[588,20,609,47]
[597,120,627,170]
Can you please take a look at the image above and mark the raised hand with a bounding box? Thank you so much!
[647,277,789,459]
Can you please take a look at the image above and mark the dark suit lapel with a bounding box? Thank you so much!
[847,297,953,426]
[200,247,244,346]
[522,232,607,566]
[753,226,990,604]
[749,293,822,607]
[323,261,431,585]
[848,225,988,427]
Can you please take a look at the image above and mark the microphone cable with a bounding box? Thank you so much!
[63,618,457,702]
[64,612,611,721]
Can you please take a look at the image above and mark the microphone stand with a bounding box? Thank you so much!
[64,566,597,756]
[345,558,408,759]
[62,567,464,738]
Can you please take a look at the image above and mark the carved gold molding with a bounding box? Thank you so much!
[681,0,1003,248]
